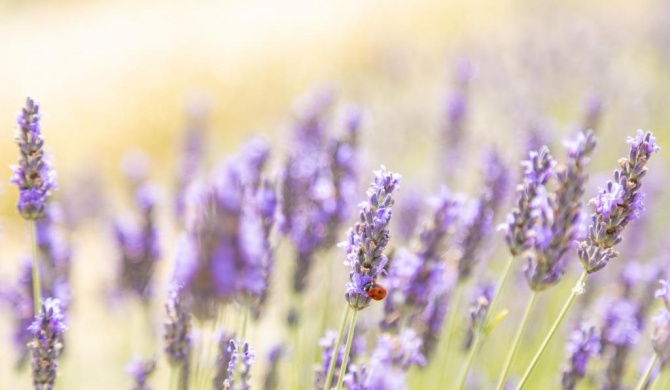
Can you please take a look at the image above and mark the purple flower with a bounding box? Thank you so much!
[126,356,156,390]
[561,323,600,390]
[525,131,597,291]
[578,130,660,273]
[215,336,255,390]
[463,282,495,350]
[343,166,400,311]
[4,263,34,368]
[346,329,426,390]
[213,329,236,390]
[10,98,57,220]
[502,146,557,257]
[315,330,345,389]
[174,97,209,224]
[28,298,67,390]
[381,187,458,330]
[441,58,472,179]
[178,139,274,320]
[164,284,192,366]
[115,183,161,301]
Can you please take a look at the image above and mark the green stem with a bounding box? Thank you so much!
[455,255,515,390]
[240,306,249,340]
[634,353,658,390]
[516,270,588,390]
[323,306,351,390]
[486,255,515,330]
[30,221,41,315]
[456,333,482,390]
[335,309,359,390]
[438,281,464,385]
[495,291,539,390]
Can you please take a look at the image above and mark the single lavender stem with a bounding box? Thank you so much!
[516,270,588,389]
[635,354,658,390]
[456,332,482,390]
[486,255,515,332]
[496,291,539,390]
[335,309,359,390]
[323,306,350,390]
[438,281,464,384]
[30,221,41,315]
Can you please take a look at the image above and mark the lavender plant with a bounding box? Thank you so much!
[517,130,660,389]
[323,166,400,390]
[28,298,67,390]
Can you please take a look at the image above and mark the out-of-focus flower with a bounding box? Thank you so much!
[381,187,458,332]
[578,130,660,273]
[126,356,156,390]
[115,183,161,301]
[345,329,426,390]
[463,282,495,350]
[315,330,345,389]
[441,58,473,179]
[561,323,600,390]
[164,284,192,366]
[177,138,274,320]
[174,97,209,224]
[28,298,67,390]
[343,166,400,311]
[11,97,56,221]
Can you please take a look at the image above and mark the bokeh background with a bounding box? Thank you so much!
[1,0,670,388]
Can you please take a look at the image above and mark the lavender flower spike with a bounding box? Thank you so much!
[28,298,67,390]
[11,97,56,220]
[578,130,660,273]
[215,337,255,390]
[343,166,400,311]
[525,131,597,291]
[502,146,556,257]
[164,284,192,366]
[561,323,600,390]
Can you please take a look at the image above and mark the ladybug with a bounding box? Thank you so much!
[363,279,387,301]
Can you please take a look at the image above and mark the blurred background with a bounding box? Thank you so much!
[1,0,670,388]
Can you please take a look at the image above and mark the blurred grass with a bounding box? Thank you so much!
[1,0,670,389]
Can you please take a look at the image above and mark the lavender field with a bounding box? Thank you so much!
[2,0,670,389]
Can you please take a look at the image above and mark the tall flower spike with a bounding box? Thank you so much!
[11,97,56,220]
[164,284,192,366]
[561,323,600,390]
[28,298,67,390]
[343,166,400,311]
[213,329,236,390]
[502,146,556,257]
[463,282,494,350]
[525,131,597,291]
[215,337,255,390]
[578,130,660,273]
[381,187,459,331]
[115,183,161,301]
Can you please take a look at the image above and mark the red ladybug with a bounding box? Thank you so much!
[363,279,387,301]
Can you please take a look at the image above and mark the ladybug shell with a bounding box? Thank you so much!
[367,285,387,301]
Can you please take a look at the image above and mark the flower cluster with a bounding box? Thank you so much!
[28,298,67,390]
[176,138,275,320]
[578,130,660,273]
[11,97,56,220]
[561,323,600,390]
[343,166,400,311]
